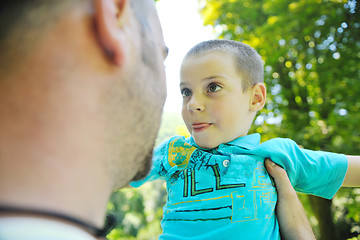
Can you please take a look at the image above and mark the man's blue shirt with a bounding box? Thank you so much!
[131,134,348,239]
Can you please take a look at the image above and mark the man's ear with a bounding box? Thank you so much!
[94,0,128,66]
[249,83,266,112]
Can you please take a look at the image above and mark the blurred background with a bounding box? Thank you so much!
[107,0,360,239]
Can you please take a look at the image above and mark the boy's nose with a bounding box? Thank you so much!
[187,96,204,112]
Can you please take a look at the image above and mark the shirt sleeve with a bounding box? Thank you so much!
[130,138,170,188]
[257,138,348,199]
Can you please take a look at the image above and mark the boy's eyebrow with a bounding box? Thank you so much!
[203,75,228,82]
[180,75,227,87]
[204,76,220,81]
[179,82,187,87]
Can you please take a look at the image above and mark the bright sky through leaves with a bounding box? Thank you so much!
[157,0,213,113]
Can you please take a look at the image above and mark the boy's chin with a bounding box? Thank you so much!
[194,139,220,149]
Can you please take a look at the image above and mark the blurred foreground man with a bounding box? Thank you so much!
[0,0,167,239]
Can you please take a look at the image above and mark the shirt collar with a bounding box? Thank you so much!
[188,133,261,151]
[224,133,261,150]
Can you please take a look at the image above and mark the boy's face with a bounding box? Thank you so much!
[180,51,258,149]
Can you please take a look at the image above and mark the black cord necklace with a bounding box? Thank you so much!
[0,205,115,238]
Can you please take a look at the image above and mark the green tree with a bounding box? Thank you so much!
[200,0,360,239]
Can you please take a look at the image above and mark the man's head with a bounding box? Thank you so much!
[180,40,266,149]
[0,0,167,210]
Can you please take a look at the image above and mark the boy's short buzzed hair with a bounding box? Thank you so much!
[185,39,264,91]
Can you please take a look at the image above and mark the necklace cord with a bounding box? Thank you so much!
[0,205,115,237]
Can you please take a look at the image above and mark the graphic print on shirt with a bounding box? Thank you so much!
[163,138,277,223]
[168,138,197,168]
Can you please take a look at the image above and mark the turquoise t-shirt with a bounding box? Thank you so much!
[131,134,348,240]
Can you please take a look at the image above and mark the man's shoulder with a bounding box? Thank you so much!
[0,217,97,240]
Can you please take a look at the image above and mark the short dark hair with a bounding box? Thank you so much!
[185,39,264,91]
[0,0,154,73]
[0,1,85,73]
[0,1,77,41]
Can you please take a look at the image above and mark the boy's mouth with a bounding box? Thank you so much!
[191,123,212,132]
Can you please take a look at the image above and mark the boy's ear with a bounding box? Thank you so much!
[249,83,266,112]
[94,0,128,66]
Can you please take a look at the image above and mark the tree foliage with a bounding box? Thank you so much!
[200,0,360,239]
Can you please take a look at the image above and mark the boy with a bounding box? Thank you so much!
[132,40,360,239]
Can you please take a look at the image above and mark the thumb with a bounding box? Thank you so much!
[264,158,292,192]
[265,158,285,176]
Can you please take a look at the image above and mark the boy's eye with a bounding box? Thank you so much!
[181,88,192,97]
[208,83,222,93]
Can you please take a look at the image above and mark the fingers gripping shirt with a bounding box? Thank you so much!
[130,134,348,240]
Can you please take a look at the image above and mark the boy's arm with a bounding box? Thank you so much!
[265,159,315,240]
[343,155,360,187]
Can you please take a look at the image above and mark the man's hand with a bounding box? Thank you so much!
[265,158,316,240]
[343,155,360,187]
